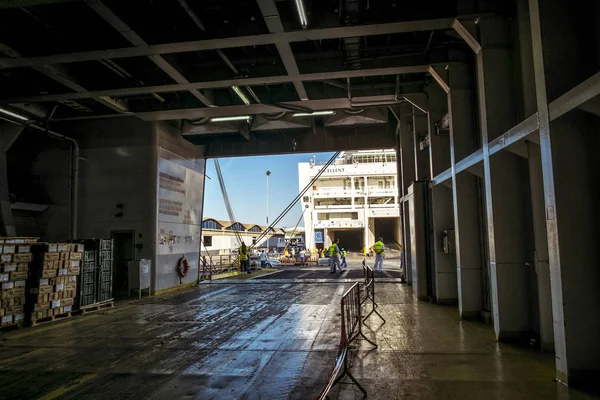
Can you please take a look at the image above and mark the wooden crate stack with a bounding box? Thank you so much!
[0,237,37,329]
[28,243,82,325]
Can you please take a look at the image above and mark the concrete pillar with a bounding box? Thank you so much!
[398,103,415,281]
[427,84,456,303]
[363,206,369,251]
[367,217,375,247]
[527,143,554,351]
[448,64,485,320]
[431,185,456,303]
[350,176,355,208]
[413,109,430,180]
[0,123,23,237]
[304,208,314,250]
[408,181,428,300]
[477,17,536,341]
[399,103,416,194]
[529,0,600,386]
[427,89,451,179]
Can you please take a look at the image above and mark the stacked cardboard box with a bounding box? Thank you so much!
[0,237,37,327]
[28,243,82,323]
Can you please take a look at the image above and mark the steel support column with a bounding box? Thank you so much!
[529,0,600,387]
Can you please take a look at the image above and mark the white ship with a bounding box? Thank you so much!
[298,150,401,252]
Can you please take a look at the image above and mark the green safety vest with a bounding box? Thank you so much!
[343,250,347,257]
[239,246,248,261]
[329,245,339,257]
[374,241,384,254]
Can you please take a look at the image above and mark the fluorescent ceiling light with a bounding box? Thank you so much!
[292,110,335,117]
[294,0,308,28]
[210,115,251,122]
[0,107,28,121]
[231,85,250,105]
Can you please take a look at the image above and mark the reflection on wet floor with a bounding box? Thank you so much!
[0,273,595,399]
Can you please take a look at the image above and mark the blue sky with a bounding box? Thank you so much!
[203,152,335,228]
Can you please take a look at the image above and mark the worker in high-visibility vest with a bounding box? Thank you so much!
[239,242,250,274]
[328,239,345,273]
[373,237,385,272]
[341,248,348,269]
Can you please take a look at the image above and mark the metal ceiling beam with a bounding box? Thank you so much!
[4,65,429,104]
[51,94,413,122]
[0,0,77,8]
[0,42,129,113]
[86,0,214,107]
[0,18,454,69]
[176,0,260,104]
[256,0,308,100]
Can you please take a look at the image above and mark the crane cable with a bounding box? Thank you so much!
[214,159,243,245]
[281,206,308,257]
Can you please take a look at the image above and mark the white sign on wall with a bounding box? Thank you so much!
[157,157,204,255]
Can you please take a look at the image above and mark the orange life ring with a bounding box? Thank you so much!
[177,256,189,280]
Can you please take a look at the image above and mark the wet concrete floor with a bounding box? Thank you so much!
[0,262,595,399]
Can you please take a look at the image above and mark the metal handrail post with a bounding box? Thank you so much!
[362,265,386,325]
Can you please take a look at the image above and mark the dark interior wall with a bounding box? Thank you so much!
[67,118,157,265]
[6,118,157,244]
[331,230,362,252]
[7,130,71,240]
[6,117,209,294]
[375,218,398,246]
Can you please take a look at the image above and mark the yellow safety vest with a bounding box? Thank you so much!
[239,246,248,261]
[343,250,347,257]
[374,241,384,254]
[329,245,339,257]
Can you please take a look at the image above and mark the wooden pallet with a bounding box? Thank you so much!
[29,312,71,327]
[75,300,114,315]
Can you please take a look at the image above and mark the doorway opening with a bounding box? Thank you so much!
[112,230,135,298]
[374,218,400,247]
[331,229,363,252]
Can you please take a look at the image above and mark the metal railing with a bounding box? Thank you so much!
[317,282,377,400]
[201,254,239,278]
[361,260,386,325]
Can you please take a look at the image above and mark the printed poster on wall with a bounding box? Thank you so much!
[157,157,204,255]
